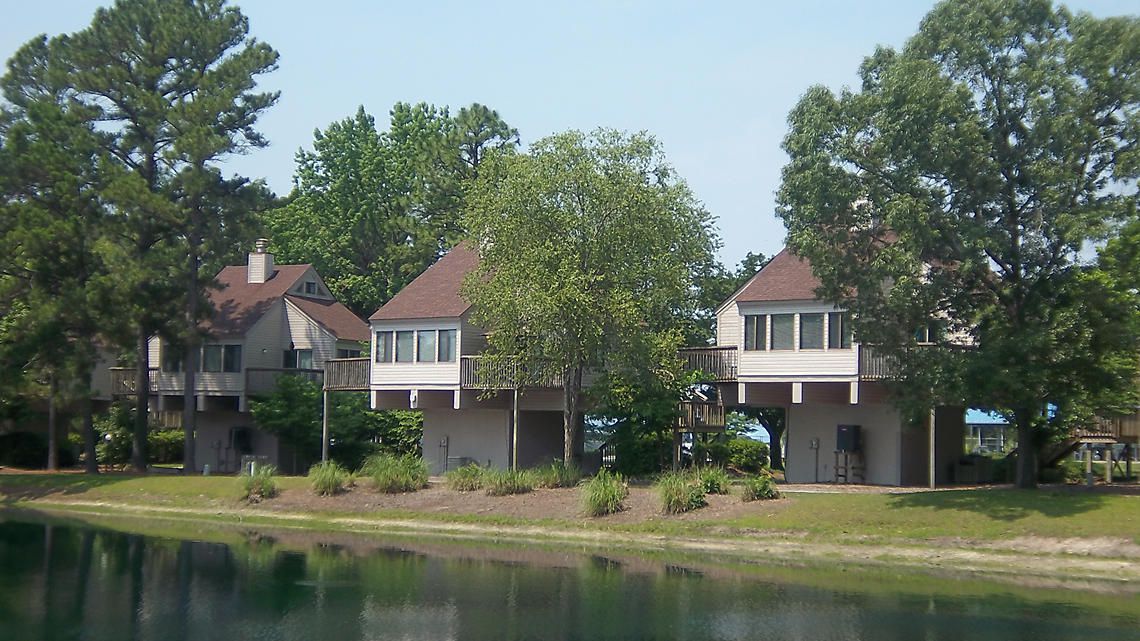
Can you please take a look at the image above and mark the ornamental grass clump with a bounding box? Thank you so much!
[361,453,429,493]
[696,466,731,495]
[740,471,781,502]
[240,464,279,503]
[308,460,353,496]
[483,468,534,496]
[581,470,629,517]
[656,471,707,514]
[446,463,486,492]
[532,461,582,489]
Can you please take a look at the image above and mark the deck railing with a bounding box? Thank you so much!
[676,401,727,432]
[678,346,738,382]
[459,356,563,389]
[245,368,322,395]
[323,357,370,391]
[857,346,898,381]
[109,367,159,396]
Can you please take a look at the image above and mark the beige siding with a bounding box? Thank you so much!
[286,266,335,300]
[785,402,903,485]
[245,299,286,370]
[370,319,461,389]
[421,409,509,474]
[460,316,487,355]
[284,298,337,367]
[735,300,858,381]
[715,302,741,348]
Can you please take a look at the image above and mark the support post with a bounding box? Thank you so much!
[928,407,936,489]
[1085,444,1094,487]
[511,388,519,470]
[321,389,330,463]
[1105,445,1113,484]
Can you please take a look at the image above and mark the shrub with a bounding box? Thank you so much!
[656,471,707,514]
[692,439,730,467]
[696,466,731,495]
[532,461,582,488]
[241,464,279,503]
[361,453,429,493]
[740,471,781,501]
[148,429,184,464]
[0,432,76,469]
[483,468,534,496]
[581,470,629,516]
[727,438,769,474]
[308,460,353,496]
[446,463,486,492]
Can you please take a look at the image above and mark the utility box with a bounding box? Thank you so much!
[837,424,862,452]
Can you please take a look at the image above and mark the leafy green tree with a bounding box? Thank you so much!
[8,0,281,471]
[248,376,422,471]
[264,103,518,317]
[776,0,1140,488]
[463,129,719,464]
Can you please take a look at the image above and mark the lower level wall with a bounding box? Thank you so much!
[785,402,903,485]
[191,411,280,475]
[421,408,565,475]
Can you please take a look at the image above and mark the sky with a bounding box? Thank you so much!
[3,0,1136,267]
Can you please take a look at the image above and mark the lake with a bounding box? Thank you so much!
[1,511,1137,640]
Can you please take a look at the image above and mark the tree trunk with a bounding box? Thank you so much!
[80,366,98,474]
[182,249,199,474]
[1015,407,1037,489]
[562,366,584,465]
[132,329,149,472]
[47,373,58,471]
[764,423,784,471]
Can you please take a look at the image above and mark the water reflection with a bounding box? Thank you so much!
[0,515,1136,641]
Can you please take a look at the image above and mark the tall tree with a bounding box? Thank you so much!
[776,0,1140,488]
[463,129,719,464]
[17,0,281,471]
[263,102,518,317]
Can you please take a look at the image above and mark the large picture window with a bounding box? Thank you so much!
[438,329,457,362]
[799,313,824,350]
[417,330,437,363]
[375,331,393,363]
[771,314,795,350]
[828,312,852,349]
[743,315,766,351]
[395,331,415,362]
[283,348,312,369]
[202,344,241,373]
[161,344,182,373]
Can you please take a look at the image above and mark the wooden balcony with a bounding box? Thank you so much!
[459,356,563,390]
[676,401,727,433]
[679,346,738,382]
[245,368,322,395]
[857,345,897,381]
[324,357,370,391]
[109,367,158,396]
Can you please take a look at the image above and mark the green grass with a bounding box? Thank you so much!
[531,461,582,489]
[445,463,485,492]
[2,474,1139,544]
[581,470,628,516]
[655,471,707,514]
[360,454,428,493]
[308,461,353,496]
[695,467,731,495]
[483,469,534,496]
[740,473,781,502]
[240,465,279,503]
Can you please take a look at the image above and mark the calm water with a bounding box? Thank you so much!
[0,513,1137,641]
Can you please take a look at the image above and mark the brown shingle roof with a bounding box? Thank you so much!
[285,295,369,342]
[205,264,313,337]
[734,248,822,303]
[369,244,479,321]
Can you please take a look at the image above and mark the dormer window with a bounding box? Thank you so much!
[304,281,317,295]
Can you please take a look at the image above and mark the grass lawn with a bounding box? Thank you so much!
[2,472,1137,544]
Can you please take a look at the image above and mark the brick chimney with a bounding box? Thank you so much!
[247,238,274,284]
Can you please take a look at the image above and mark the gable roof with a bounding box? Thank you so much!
[369,244,479,321]
[733,248,823,305]
[285,295,370,342]
[205,264,314,337]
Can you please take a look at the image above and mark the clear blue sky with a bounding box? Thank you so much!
[3,1,1136,267]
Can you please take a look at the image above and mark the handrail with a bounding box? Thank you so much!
[679,346,738,382]
[323,357,370,391]
[459,355,563,389]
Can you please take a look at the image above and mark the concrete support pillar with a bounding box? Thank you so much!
[453,389,461,410]
[321,389,330,463]
[792,382,803,405]
[1105,446,1113,484]
[848,382,859,405]
[928,407,936,489]
[737,382,747,404]
[1085,444,1094,486]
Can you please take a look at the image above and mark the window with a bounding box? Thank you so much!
[374,331,393,363]
[743,314,766,351]
[828,312,852,349]
[417,330,437,363]
[915,321,940,345]
[395,331,415,362]
[438,329,457,362]
[161,344,182,373]
[799,313,824,349]
[771,314,795,350]
[337,348,362,359]
[202,345,241,373]
[284,348,312,369]
[304,281,317,295]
